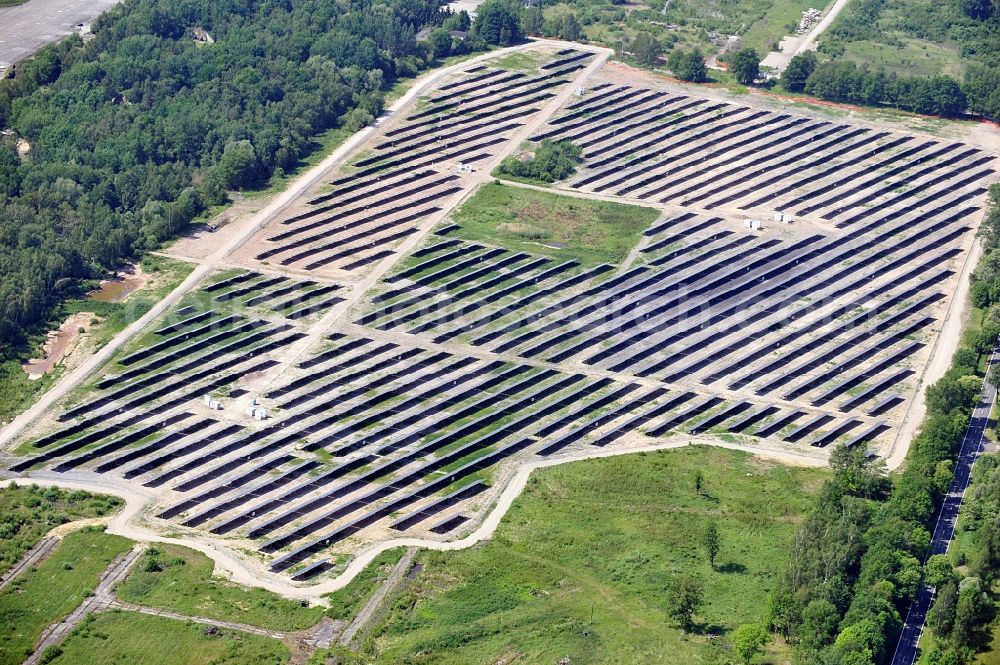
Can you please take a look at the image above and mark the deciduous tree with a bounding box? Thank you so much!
[782,51,816,92]
[732,624,769,665]
[666,575,703,632]
[730,47,761,85]
[703,521,720,569]
[472,0,523,45]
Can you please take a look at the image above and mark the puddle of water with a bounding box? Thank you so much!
[88,264,148,303]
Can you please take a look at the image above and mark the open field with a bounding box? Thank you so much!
[117,544,324,631]
[821,0,979,78]
[0,42,995,593]
[0,527,131,665]
[841,38,965,79]
[357,446,824,663]
[449,182,658,265]
[46,609,289,665]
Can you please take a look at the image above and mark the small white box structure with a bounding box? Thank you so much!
[253,408,268,421]
[744,219,763,231]
[575,86,586,97]
[773,211,793,224]
[209,399,221,410]
[455,163,474,174]
[244,406,256,417]
[202,394,212,406]
[250,397,258,406]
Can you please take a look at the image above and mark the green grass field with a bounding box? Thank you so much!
[841,37,965,79]
[740,0,829,54]
[326,548,408,620]
[351,446,825,664]
[46,610,289,665]
[449,182,659,266]
[117,544,324,631]
[822,0,970,77]
[0,527,132,665]
[0,483,122,574]
[492,51,543,73]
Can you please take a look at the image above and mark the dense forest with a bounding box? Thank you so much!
[767,186,1000,665]
[0,0,500,358]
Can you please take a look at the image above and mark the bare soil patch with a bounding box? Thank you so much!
[21,312,95,379]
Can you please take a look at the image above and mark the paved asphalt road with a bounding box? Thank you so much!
[890,345,1000,665]
[0,0,119,71]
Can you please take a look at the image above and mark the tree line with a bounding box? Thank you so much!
[767,186,1000,665]
[0,0,525,359]
[803,0,1000,120]
[922,452,1000,665]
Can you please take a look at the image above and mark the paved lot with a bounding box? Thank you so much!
[0,0,118,72]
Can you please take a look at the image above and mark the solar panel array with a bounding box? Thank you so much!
[245,51,596,275]
[11,54,996,581]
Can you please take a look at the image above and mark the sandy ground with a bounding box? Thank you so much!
[22,263,152,380]
[168,196,276,262]
[21,312,94,379]
[46,516,113,537]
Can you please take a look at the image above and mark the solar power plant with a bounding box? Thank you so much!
[231,50,597,279]
[8,47,997,582]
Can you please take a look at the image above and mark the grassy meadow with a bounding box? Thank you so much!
[341,446,826,664]
[46,610,289,665]
[449,182,659,266]
[117,544,323,632]
[0,528,132,665]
